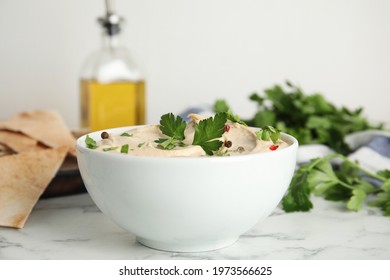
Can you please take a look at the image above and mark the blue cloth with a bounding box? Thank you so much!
[366,136,390,158]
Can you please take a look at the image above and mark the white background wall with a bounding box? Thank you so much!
[0,0,389,129]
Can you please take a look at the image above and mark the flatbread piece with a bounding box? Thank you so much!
[0,146,68,228]
[0,130,38,153]
[0,110,76,156]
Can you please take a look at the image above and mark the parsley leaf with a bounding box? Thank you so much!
[226,109,247,126]
[121,144,129,154]
[255,126,281,143]
[155,138,187,150]
[213,99,230,113]
[369,191,390,216]
[214,149,230,157]
[213,99,247,125]
[308,159,339,195]
[85,135,97,149]
[192,112,227,155]
[156,113,187,150]
[368,175,390,216]
[103,146,118,152]
[159,113,186,140]
[347,188,367,212]
[138,142,145,148]
[282,165,313,212]
[120,132,133,137]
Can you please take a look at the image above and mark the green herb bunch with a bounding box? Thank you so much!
[215,81,382,154]
[282,154,390,216]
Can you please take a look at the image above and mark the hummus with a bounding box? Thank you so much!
[93,114,290,157]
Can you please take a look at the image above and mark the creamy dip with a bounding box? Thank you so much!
[93,114,290,157]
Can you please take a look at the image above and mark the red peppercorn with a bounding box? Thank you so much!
[269,145,279,151]
[224,125,231,132]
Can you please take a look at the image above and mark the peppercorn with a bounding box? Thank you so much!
[269,145,279,151]
[101,131,109,139]
[224,125,231,132]
[224,140,232,148]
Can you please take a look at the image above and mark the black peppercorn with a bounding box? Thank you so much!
[224,140,232,148]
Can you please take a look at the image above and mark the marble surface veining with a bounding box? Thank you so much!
[0,193,389,260]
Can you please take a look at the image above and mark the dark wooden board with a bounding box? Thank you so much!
[41,155,86,199]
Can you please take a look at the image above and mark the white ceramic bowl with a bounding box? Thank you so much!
[76,126,298,252]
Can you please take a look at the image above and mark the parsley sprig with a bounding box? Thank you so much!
[155,113,187,150]
[214,100,247,126]
[282,154,390,216]
[85,135,97,149]
[255,126,281,143]
[192,112,227,155]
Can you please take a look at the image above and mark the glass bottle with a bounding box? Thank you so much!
[80,0,145,132]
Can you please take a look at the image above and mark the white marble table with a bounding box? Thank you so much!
[1,193,389,260]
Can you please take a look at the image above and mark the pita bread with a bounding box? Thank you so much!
[0,146,68,228]
[0,110,76,156]
[0,130,38,153]
[0,143,14,157]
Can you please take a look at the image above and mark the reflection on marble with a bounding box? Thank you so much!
[0,193,389,260]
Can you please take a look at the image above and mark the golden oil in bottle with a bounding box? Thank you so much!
[80,80,145,131]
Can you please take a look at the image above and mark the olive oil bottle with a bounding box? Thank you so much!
[80,0,145,132]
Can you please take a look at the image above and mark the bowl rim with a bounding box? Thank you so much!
[76,125,298,162]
